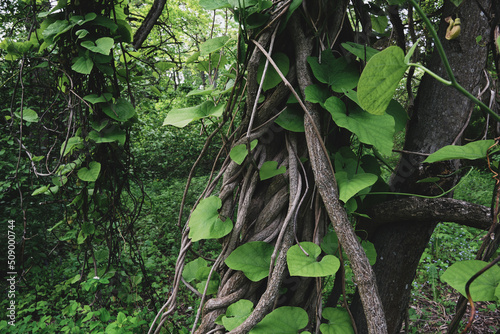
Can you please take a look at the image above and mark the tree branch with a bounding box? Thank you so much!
[361,197,491,231]
[133,0,167,49]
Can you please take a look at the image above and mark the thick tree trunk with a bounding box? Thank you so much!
[351,0,492,332]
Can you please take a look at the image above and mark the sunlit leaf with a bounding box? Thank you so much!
[221,300,254,331]
[188,196,233,242]
[287,242,340,277]
[320,307,354,334]
[77,161,101,182]
[423,140,496,163]
[163,101,224,127]
[225,241,275,282]
[230,140,258,165]
[102,98,136,122]
[441,260,500,302]
[358,46,407,115]
[81,37,114,55]
[200,36,230,55]
[259,161,286,180]
[336,171,378,203]
[72,54,93,74]
[249,307,308,334]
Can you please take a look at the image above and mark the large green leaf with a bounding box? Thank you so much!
[275,106,305,132]
[257,52,289,91]
[321,231,339,256]
[102,98,135,122]
[423,140,496,163]
[249,306,308,334]
[307,50,359,93]
[14,108,39,123]
[182,258,219,294]
[163,101,224,127]
[441,260,500,302]
[77,161,101,182]
[200,36,230,55]
[61,136,84,156]
[225,241,274,282]
[325,97,395,155]
[230,140,258,165]
[357,46,408,115]
[287,242,340,277]
[259,161,286,180]
[81,37,114,55]
[220,300,254,331]
[199,0,231,10]
[320,307,354,334]
[188,196,233,242]
[341,42,379,62]
[305,84,330,107]
[88,127,126,146]
[371,15,388,34]
[72,54,93,74]
[336,171,378,203]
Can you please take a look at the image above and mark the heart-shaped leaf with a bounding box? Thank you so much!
[275,106,305,132]
[287,242,340,277]
[163,101,224,128]
[325,97,395,156]
[225,241,274,282]
[200,36,230,55]
[230,140,258,165]
[358,46,408,115]
[81,37,114,55]
[307,50,359,93]
[423,140,496,164]
[220,300,254,331]
[336,171,378,203]
[183,258,219,294]
[305,84,331,107]
[321,231,339,256]
[320,307,355,334]
[259,161,286,180]
[249,306,308,334]
[102,98,135,122]
[441,260,500,302]
[77,161,101,182]
[72,54,93,74]
[188,196,233,242]
[341,42,379,62]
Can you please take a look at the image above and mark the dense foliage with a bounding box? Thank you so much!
[0,0,499,333]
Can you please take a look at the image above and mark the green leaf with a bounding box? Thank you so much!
[259,161,286,180]
[321,231,339,256]
[450,0,464,6]
[187,88,214,96]
[230,140,258,165]
[15,108,39,123]
[307,50,359,93]
[183,258,219,294]
[199,0,231,10]
[385,100,408,133]
[358,46,408,115]
[83,93,112,104]
[102,98,136,122]
[200,36,230,55]
[32,185,50,196]
[305,84,331,106]
[362,240,377,266]
[81,37,114,55]
[336,171,378,203]
[320,307,354,334]
[341,42,379,62]
[221,300,254,331]
[61,136,84,156]
[257,53,289,91]
[423,140,496,163]
[404,38,421,64]
[72,55,94,74]
[225,241,275,282]
[249,306,308,334]
[188,196,233,242]
[163,101,224,127]
[371,15,388,34]
[77,161,101,182]
[88,127,126,146]
[52,175,68,187]
[275,106,305,132]
[441,260,500,302]
[287,242,340,277]
[325,97,395,155]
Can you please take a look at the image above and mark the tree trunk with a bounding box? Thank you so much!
[351,0,492,332]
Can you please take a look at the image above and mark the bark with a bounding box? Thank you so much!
[351,1,492,333]
[133,0,167,49]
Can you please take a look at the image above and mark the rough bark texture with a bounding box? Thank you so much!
[351,1,492,333]
[133,0,167,49]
